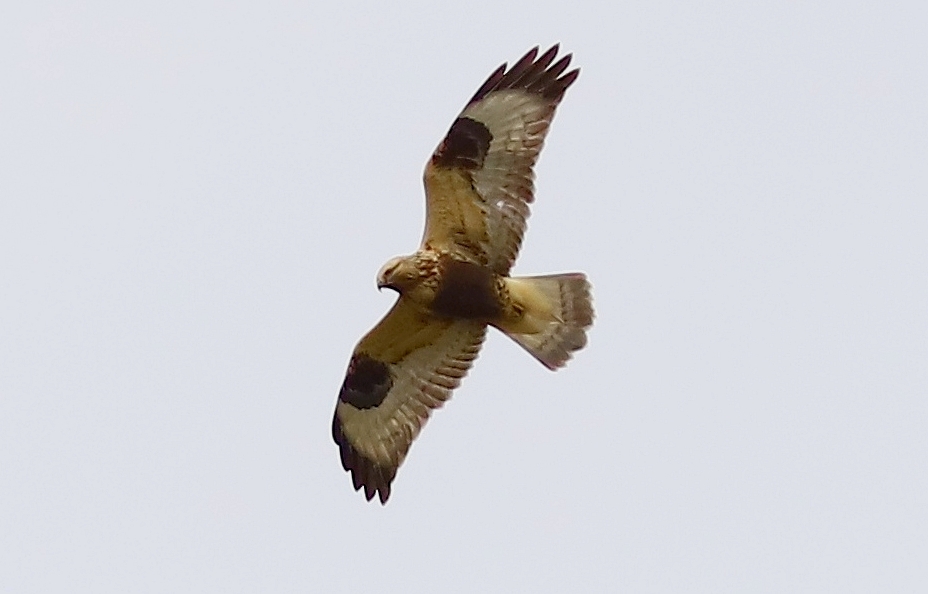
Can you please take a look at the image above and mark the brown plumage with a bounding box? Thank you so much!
[333,46,594,504]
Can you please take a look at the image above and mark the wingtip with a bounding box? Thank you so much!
[332,410,397,505]
[537,44,560,66]
[521,45,541,62]
[467,45,580,105]
[560,67,581,89]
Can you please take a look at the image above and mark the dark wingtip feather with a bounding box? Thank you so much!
[332,412,396,504]
[468,63,506,104]
[503,46,540,83]
[528,54,572,94]
[548,66,580,100]
[467,45,580,106]
[507,45,558,89]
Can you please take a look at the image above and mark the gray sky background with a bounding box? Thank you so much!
[2,1,926,592]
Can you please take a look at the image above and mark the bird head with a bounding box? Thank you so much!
[376,255,418,293]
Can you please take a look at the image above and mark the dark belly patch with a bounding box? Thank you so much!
[431,258,502,320]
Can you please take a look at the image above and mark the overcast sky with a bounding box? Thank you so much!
[2,1,926,592]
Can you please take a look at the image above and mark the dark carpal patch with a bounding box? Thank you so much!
[432,117,492,170]
[432,257,502,320]
[332,413,395,504]
[338,353,393,409]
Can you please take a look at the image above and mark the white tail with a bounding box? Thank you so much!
[497,273,594,370]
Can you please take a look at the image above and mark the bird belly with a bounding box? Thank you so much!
[429,257,503,320]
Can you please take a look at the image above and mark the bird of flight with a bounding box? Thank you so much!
[332,45,593,503]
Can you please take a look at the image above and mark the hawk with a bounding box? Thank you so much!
[332,45,594,503]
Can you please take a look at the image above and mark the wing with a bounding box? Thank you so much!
[332,298,486,503]
[421,45,579,274]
